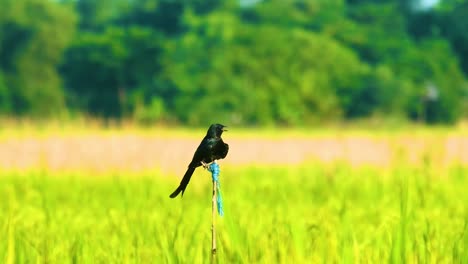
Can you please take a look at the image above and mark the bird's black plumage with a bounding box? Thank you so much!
[169,124,229,198]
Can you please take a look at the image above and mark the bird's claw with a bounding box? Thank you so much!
[201,161,213,170]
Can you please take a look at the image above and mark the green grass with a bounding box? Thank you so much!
[0,164,467,263]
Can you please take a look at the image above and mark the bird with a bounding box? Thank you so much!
[169,124,229,198]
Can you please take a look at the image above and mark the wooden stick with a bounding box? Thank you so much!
[211,177,217,263]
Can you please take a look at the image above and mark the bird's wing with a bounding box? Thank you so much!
[212,140,228,160]
[220,142,229,159]
[189,137,215,166]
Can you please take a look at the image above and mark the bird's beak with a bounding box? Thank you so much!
[222,126,228,132]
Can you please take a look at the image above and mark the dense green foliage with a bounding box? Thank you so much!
[0,0,467,124]
[0,165,466,262]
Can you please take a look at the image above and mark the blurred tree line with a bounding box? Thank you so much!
[0,0,467,125]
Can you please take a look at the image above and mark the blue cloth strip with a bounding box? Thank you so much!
[208,163,224,216]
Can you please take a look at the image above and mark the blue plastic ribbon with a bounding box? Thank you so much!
[208,163,224,216]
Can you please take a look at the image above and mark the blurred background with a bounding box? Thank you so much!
[1,0,467,175]
[0,0,467,126]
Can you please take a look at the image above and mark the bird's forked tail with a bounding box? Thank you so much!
[169,166,196,198]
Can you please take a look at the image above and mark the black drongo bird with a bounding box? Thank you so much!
[169,124,229,198]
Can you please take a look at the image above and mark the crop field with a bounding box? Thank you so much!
[0,126,467,263]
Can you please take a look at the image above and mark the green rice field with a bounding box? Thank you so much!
[0,163,466,263]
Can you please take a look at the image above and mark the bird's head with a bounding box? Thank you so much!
[207,123,227,137]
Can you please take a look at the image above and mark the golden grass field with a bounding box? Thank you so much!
[0,124,467,175]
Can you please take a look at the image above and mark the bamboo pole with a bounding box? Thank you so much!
[211,175,217,263]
